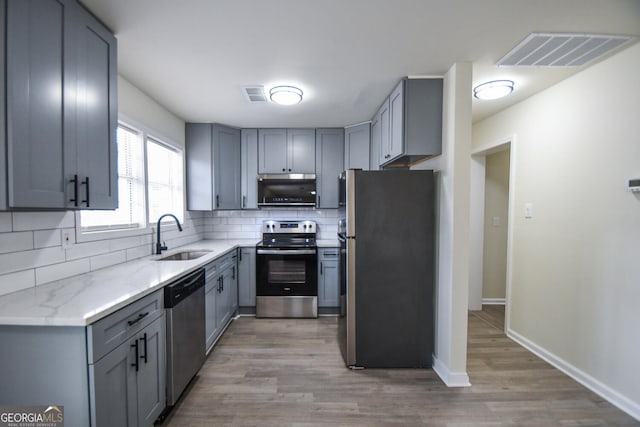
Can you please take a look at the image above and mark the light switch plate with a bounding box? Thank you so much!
[524,202,533,219]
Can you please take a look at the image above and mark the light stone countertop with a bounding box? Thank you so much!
[0,239,258,327]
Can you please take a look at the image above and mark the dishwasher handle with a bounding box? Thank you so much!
[164,268,205,308]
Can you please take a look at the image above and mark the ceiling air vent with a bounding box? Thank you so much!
[497,32,635,67]
[244,86,267,103]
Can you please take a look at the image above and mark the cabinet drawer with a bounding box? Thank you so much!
[87,290,163,363]
[319,248,339,259]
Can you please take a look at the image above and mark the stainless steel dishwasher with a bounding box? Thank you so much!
[164,268,206,407]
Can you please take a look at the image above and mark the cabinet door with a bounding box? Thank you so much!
[215,271,232,331]
[369,114,381,171]
[376,98,390,165]
[71,1,118,209]
[229,261,238,314]
[240,129,258,209]
[186,123,214,210]
[136,317,166,427]
[388,80,404,162]
[6,0,68,208]
[258,129,287,173]
[91,338,137,427]
[0,0,5,209]
[344,123,370,170]
[205,272,219,352]
[318,249,340,307]
[238,248,256,307]
[213,124,241,210]
[315,129,344,208]
[287,129,316,173]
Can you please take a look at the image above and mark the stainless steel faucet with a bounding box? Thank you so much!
[155,213,183,254]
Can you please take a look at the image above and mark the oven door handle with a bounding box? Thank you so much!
[256,249,316,255]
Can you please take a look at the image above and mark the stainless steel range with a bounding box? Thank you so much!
[255,220,318,318]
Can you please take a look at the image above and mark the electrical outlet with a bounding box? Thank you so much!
[62,231,73,248]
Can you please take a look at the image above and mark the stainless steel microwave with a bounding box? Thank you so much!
[257,174,316,207]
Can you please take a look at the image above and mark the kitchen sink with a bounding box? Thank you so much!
[157,250,212,261]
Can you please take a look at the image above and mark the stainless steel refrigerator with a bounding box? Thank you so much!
[338,169,435,368]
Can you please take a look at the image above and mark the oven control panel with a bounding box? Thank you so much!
[262,220,317,234]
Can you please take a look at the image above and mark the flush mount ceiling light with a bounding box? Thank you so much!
[269,86,303,105]
[473,80,514,100]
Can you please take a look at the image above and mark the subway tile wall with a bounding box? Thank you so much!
[0,208,340,297]
[202,208,340,241]
[0,211,205,297]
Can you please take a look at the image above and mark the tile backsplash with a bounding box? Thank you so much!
[0,208,339,297]
[202,208,339,241]
[0,211,204,297]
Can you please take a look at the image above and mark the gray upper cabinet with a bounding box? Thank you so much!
[186,123,241,210]
[71,2,118,209]
[213,124,241,210]
[240,129,258,209]
[380,78,443,167]
[186,123,213,210]
[258,128,315,174]
[344,123,370,170]
[3,0,117,210]
[315,128,344,209]
[258,128,287,173]
[287,128,316,173]
[373,98,390,169]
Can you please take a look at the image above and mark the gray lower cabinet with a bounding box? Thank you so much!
[0,290,165,427]
[240,129,258,209]
[238,247,256,310]
[185,123,241,210]
[318,248,340,307]
[204,250,238,352]
[88,290,165,427]
[258,128,316,174]
[90,315,165,427]
[344,123,371,170]
[315,128,344,208]
[2,0,117,210]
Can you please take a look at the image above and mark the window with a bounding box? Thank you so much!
[80,124,146,231]
[79,121,184,234]
[147,138,184,224]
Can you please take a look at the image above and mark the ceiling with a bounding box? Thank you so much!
[81,0,640,128]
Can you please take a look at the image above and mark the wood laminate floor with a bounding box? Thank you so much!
[163,315,638,426]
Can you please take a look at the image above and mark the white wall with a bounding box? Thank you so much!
[473,43,640,418]
[413,62,472,386]
[0,76,200,297]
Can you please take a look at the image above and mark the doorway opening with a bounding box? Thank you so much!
[468,137,514,332]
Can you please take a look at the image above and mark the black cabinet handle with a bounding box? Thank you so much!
[320,262,323,275]
[216,195,220,208]
[221,275,224,292]
[282,168,286,172]
[69,175,79,207]
[242,195,246,208]
[131,340,139,372]
[127,312,149,326]
[140,333,148,364]
[232,266,236,280]
[81,176,90,207]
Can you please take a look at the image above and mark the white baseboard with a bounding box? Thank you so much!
[481,298,506,305]
[432,356,471,387]
[507,328,640,421]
